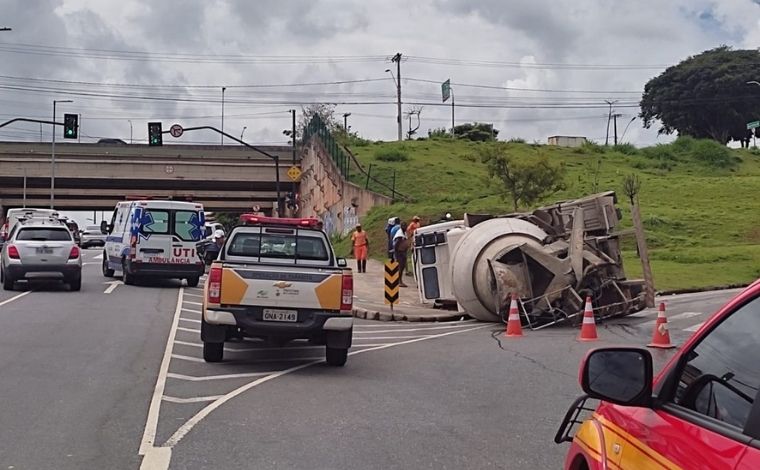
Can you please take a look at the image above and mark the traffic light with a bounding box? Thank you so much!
[63,113,78,139]
[148,122,163,146]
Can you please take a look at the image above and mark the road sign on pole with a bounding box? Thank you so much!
[384,261,400,308]
[442,79,451,103]
[170,124,184,138]
[287,165,302,182]
[747,121,760,130]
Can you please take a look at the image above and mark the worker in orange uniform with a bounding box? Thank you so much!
[351,223,369,273]
[405,216,421,276]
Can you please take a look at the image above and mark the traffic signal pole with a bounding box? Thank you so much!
[163,125,283,217]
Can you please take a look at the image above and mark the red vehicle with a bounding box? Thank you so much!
[556,279,760,469]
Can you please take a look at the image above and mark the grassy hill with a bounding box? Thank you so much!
[334,136,760,292]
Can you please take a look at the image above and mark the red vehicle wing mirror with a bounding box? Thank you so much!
[580,347,654,407]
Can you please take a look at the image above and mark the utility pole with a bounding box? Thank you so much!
[604,100,617,146]
[221,87,226,146]
[391,53,402,141]
[291,109,297,202]
[451,88,455,134]
[128,120,133,144]
[612,113,622,145]
[51,99,73,209]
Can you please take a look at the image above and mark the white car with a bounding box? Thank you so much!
[79,225,107,249]
[1,217,82,291]
[101,200,206,286]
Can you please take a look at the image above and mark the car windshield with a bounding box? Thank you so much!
[16,228,71,241]
[85,225,100,232]
[228,232,329,261]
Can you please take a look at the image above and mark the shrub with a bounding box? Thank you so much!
[581,141,605,154]
[507,137,527,144]
[690,139,734,167]
[641,144,676,161]
[671,135,697,153]
[612,143,638,155]
[374,148,409,162]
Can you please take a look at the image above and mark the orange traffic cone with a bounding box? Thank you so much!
[648,302,675,349]
[578,296,598,342]
[505,293,523,337]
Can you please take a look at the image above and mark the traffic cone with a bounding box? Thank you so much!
[578,296,598,342]
[648,302,675,349]
[505,293,523,337]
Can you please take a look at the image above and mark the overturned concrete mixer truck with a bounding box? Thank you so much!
[412,191,646,326]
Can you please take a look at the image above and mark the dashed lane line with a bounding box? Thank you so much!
[179,318,201,324]
[184,301,203,306]
[177,327,200,334]
[181,308,202,314]
[162,395,224,404]
[183,293,203,298]
[0,291,31,307]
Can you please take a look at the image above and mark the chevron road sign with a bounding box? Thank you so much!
[384,261,400,308]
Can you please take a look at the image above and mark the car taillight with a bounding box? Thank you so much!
[340,272,353,312]
[208,265,223,304]
[69,245,80,259]
[7,245,20,259]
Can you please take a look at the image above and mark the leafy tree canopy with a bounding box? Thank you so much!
[640,46,760,145]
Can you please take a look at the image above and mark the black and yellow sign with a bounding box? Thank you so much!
[287,165,302,182]
[384,261,400,306]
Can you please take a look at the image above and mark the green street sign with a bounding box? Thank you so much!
[747,121,760,130]
[441,79,451,103]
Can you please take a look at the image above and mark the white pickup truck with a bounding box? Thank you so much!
[201,215,354,366]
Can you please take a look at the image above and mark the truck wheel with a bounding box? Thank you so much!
[122,260,136,286]
[186,276,200,288]
[102,255,115,277]
[203,342,224,362]
[325,347,348,367]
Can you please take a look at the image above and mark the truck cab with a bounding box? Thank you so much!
[201,215,354,366]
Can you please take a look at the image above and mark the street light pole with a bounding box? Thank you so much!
[221,87,226,146]
[51,99,73,209]
[241,126,247,140]
[128,119,133,144]
[620,117,636,144]
[343,112,351,131]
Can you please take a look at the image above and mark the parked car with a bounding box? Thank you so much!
[79,225,106,248]
[556,279,760,469]
[1,216,82,291]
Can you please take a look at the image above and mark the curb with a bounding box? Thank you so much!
[352,306,467,322]
[657,284,750,296]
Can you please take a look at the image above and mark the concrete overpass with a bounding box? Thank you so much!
[0,142,296,216]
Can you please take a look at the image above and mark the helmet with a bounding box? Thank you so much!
[214,229,225,238]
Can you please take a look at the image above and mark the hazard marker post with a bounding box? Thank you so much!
[384,261,400,310]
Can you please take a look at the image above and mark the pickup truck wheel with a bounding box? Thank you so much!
[203,342,224,362]
[102,255,115,277]
[325,347,348,367]
[186,276,200,288]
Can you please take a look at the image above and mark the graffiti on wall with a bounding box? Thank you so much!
[342,205,358,236]
[320,209,338,236]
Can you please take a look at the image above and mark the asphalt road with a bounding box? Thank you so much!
[0,252,743,469]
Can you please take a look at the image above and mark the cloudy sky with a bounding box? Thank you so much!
[1,0,759,147]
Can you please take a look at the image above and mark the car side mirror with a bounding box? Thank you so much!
[336,258,348,268]
[581,347,653,407]
[100,220,111,235]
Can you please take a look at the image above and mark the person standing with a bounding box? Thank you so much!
[350,224,369,273]
[385,217,397,261]
[405,216,421,276]
[393,222,410,287]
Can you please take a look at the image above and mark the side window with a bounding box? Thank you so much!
[174,211,201,241]
[673,295,760,431]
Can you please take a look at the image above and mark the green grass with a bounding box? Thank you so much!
[343,138,760,291]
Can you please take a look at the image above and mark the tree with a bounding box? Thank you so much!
[297,103,339,137]
[480,144,566,211]
[640,46,760,145]
[453,122,499,141]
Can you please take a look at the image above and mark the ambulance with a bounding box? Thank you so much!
[101,200,206,286]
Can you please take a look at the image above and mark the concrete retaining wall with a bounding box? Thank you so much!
[298,139,392,236]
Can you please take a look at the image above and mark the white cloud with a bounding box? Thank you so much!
[0,0,759,146]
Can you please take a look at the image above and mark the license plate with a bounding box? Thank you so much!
[262,309,298,322]
[36,247,53,254]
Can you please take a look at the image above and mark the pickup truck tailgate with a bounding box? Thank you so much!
[219,263,346,311]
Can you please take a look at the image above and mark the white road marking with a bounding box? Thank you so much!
[177,326,200,334]
[181,308,202,314]
[161,324,490,451]
[183,293,203,298]
[103,280,123,294]
[642,311,702,327]
[173,340,393,352]
[171,353,323,364]
[162,395,224,404]
[184,301,203,306]
[82,262,99,266]
[354,319,479,327]
[170,354,206,363]
[684,322,705,333]
[167,372,271,382]
[93,253,103,260]
[140,447,171,470]
[179,317,201,324]
[353,324,484,334]
[0,291,31,307]
[138,288,185,456]
[351,335,426,340]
